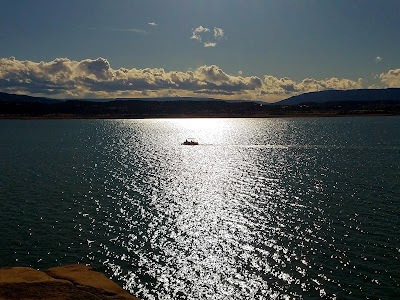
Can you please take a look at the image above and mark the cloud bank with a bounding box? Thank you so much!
[1,57,396,101]
[380,68,400,87]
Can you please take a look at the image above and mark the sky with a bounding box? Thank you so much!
[0,0,400,102]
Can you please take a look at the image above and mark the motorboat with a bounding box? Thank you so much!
[182,138,199,145]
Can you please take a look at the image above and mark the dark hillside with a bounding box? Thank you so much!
[278,88,400,105]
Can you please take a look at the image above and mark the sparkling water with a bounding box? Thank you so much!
[0,117,399,299]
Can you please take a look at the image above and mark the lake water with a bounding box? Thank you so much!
[0,117,399,299]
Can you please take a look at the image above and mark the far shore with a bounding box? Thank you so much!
[1,112,399,120]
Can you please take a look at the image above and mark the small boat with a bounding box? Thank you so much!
[182,138,199,145]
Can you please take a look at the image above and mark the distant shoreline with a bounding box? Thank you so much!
[1,90,400,120]
[0,112,399,120]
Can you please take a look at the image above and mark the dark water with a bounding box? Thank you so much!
[0,117,399,299]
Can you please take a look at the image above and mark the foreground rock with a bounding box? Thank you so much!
[0,264,139,300]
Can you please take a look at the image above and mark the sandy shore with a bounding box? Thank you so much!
[0,264,139,300]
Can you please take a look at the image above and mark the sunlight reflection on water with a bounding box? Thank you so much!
[58,118,400,299]
[77,119,330,299]
[1,118,399,299]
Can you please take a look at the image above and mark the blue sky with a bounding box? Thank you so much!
[1,0,399,101]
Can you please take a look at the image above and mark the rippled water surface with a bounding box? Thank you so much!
[0,117,399,299]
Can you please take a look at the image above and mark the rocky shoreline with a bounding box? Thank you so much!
[0,264,139,300]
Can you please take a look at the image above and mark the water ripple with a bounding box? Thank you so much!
[1,118,399,299]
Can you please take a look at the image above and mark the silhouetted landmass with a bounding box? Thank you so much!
[0,99,264,118]
[277,88,400,105]
[116,96,218,102]
[0,92,61,104]
[0,91,400,118]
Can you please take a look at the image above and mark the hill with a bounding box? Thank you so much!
[0,91,400,118]
[277,88,400,105]
[0,92,61,104]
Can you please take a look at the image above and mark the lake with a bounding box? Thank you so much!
[0,117,399,299]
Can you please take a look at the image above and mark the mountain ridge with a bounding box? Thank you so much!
[2,88,400,106]
[276,88,400,105]
[0,92,61,104]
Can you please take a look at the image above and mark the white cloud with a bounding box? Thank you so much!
[148,22,157,27]
[204,42,217,48]
[0,57,263,99]
[191,26,225,48]
[375,56,383,63]
[110,28,148,34]
[262,75,363,95]
[214,27,224,39]
[191,26,210,41]
[90,27,148,34]
[379,68,400,87]
[0,57,372,102]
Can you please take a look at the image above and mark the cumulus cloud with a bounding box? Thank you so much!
[78,57,113,80]
[204,42,217,48]
[375,56,383,63]
[191,26,225,48]
[379,68,400,87]
[0,57,371,101]
[214,27,224,39]
[262,75,363,95]
[0,57,264,99]
[191,26,210,41]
